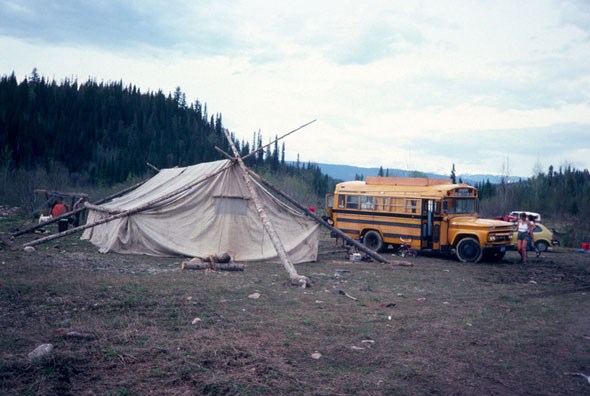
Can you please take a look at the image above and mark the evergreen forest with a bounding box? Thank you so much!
[1,70,589,246]
[0,70,332,210]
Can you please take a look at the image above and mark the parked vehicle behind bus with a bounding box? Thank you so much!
[325,177,514,262]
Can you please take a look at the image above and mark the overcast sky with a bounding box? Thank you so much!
[1,1,589,177]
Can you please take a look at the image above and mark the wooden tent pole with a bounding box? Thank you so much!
[241,119,316,161]
[22,162,233,248]
[245,169,407,265]
[223,129,311,287]
[146,162,160,172]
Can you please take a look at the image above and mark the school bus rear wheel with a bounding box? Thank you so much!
[363,230,383,252]
[456,237,483,263]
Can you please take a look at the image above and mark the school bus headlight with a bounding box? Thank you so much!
[488,234,510,242]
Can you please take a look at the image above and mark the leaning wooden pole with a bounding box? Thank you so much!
[223,129,311,287]
[245,169,407,265]
[22,162,233,249]
[241,119,316,161]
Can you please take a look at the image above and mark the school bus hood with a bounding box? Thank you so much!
[448,217,514,230]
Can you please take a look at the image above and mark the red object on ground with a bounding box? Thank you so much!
[52,203,67,217]
[308,207,315,212]
[582,242,590,251]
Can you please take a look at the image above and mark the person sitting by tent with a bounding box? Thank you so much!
[51,199,69,233]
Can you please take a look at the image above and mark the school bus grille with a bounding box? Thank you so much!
[487,233,513,243]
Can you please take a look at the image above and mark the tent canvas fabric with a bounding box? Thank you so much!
[81,159,320,263]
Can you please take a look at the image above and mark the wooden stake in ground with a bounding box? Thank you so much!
[223,129,312,288]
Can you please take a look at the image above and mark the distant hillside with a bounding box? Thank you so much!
[312,163,523,184]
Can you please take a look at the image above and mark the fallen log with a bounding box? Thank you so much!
[181,261,245,271]
[180,254,242,270]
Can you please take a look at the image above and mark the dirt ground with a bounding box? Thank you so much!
[1,217,590,395]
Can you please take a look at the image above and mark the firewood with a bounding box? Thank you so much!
[181,261,244,271]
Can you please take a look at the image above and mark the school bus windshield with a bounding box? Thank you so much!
[443,198,478,215]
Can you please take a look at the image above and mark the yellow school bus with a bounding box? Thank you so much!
[325,176,514,262]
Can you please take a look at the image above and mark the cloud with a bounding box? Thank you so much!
[0,0,588,178]
[0,0,240,56]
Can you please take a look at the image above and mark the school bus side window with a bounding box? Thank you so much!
[378,197,389,211]
[346,195,360,209]
[391,198,404,213]
[405,199,418,214]
[338,195,345,208]
[361,196,374,210]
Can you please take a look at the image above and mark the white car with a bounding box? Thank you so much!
[510,211,541,222]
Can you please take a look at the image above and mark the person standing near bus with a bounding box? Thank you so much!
[516,212,529,263]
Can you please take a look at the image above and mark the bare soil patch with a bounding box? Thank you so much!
[1,217,590,395]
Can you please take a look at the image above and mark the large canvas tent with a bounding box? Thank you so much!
[81,159,320,263]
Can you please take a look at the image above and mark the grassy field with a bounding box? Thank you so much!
[1,216,590,395]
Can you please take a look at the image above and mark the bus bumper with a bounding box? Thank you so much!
[483,245,508,254]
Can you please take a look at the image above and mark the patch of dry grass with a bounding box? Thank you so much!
[1,223,589,395]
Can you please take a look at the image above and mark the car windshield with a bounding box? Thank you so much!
[443,198,478,215]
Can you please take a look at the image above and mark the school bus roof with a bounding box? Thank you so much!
[335,177,474,196]
[366,176,452,186]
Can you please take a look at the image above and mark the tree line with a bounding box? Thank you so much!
[0,70,334,209]
[474,165,590,246]
[473,165,590,218]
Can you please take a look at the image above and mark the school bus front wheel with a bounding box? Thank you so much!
[455,237,483,263]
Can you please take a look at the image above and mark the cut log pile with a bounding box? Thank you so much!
[181,253,245,271]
